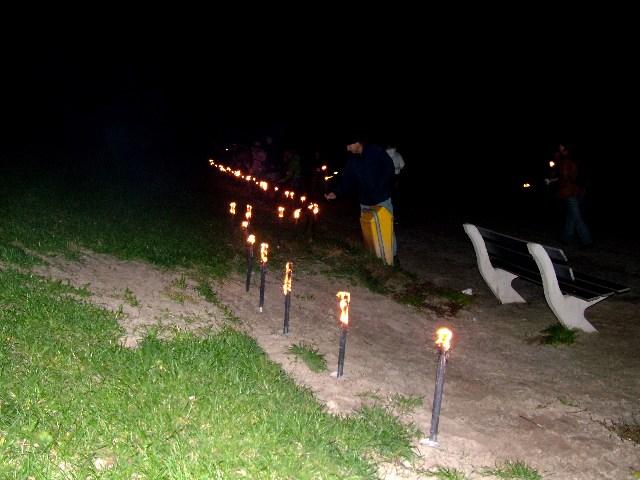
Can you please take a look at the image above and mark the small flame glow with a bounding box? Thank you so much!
[300,195,307,203]
[283,262,293,295]
[234,170,242,177]
[260,243,269,263]
[260,181,268,191]
[284,191,290,199]
[333,171,338,175]
[229,202,236,215]
[247,234,256,245]
[245,205,252,220]
[241,220,249,230]
[245,176,252,182]
[523,183,531,188]
[278,206,285,218]
[324,175,334,181]
[549,161,555,168]
[209,159,214,165]
[290,192,295,200]
[312,204,319,215]
[321,165,327,171]
[293,208,301,219]
[337,291,350,326]
[435,327,453,352]
[274,187,279,192]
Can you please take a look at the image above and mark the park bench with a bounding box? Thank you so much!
[463,223,630,333]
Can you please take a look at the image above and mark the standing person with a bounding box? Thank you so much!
[385,144,405,223]
[325,134,398,263]
[555,143,593,247]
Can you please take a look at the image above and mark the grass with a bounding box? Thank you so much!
[123,287,141,307]
[482,460,543,479]
[539,324,577,346]
[0,174,233,279]
[389,394,423,415]
[601,415,640,445]
[426,466,468,479]
[288,343,328,373]
[0,267,416,478]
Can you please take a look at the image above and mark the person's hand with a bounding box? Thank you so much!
[325,192,336,200]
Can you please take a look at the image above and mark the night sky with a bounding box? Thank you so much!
[2,37,636,227]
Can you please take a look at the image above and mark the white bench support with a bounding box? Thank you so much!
[527,243,604,333]
[463,224,526,304]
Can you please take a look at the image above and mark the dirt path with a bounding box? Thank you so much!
[32,242,640,479]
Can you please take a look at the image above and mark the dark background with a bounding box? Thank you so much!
[1,34,637,235]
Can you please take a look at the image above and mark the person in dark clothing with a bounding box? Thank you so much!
[325,137,397,259]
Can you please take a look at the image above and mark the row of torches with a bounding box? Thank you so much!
[213,158,454,447]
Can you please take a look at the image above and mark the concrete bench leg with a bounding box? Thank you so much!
[464,224,526,304]
[527,243,602,333]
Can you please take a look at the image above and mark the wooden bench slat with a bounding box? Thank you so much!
[573,271,631,294]
[477,226,569,264]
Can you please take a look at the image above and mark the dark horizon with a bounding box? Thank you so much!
[2,43,637,229]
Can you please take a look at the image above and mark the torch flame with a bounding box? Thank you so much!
[245,176,252,182]
[209,159,214,165]
[284,191,290,199]
[241,220,249,230]
[293,208,301,219]
[245,205,252,220]
[278,206,285,218]
[283,262,293,295]
[435,327,453,352]
[260,243,269,263]
[336,291,350,326]
[229,202,236,215]
[234,170,242,177]
[549,160,555,168]
[274,187,279,192]
[290,192,295,200]
[321,165,327,171]
[247,234,255,245]
[260,181,268,191]
[312,204,319,215]
[300,195,307,203]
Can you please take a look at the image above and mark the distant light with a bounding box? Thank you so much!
[549,161,555,168]
[333,171,339,175]
[225,147,229,152]
[523,183,531,188]
[321,165,327,171]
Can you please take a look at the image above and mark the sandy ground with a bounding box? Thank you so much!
[29,222,640,479]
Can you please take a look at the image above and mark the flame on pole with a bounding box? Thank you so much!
[282,262,293,334]
[421,327,453,448]
[245,204,252,220]
[300,195,307,203]
[229,202,236,215]
[245,234,256,292]
[259,243,269,312]
[335,291,351,378]
[293,208,301,227]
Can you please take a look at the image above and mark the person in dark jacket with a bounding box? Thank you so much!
[325,135,398,260]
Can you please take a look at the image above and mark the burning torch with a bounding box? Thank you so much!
[277,206,285,249]
[421,327,453,447]
[334,291,350,378]
[245,204,252,221]
[245,234,256,292]
[282,262,293,335]
[293,208,301,228]
[258,243,269,312]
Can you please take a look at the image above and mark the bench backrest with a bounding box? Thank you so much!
[475,226,575,282]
